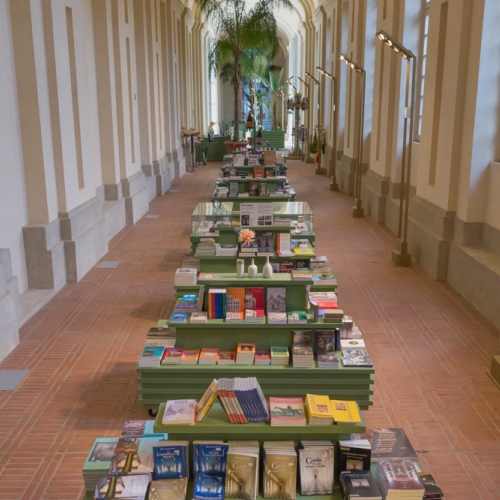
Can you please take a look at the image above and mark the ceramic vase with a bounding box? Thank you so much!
[236,259,244,278]
[263,256,273,278]
[248,259,258,278]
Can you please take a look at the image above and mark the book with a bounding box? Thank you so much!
[161,348,184,364]
[305,394,334,425]
[146,327,176,348]
[270,346,289,366]
[94,474,150,499]
[315,331,338,368]
[121,420,156,437]
[217,351,236,364]
[244,287,264,310]
[162,400,197,425]
[269,397,306,426]
[254,349,271,365]
[181,349,200,364]
[109,436,160,476]
[225,311,245,322]
[267,311,287,324]
[225,449,259,500]
[244,309,265,323]
[308,291,338,309]
[376,459,425,497]
[138,345,165,367]
[175,268,197,286]
[266,287,286,312]
[236,343,256,365]
[226,287,246,313]
[149,478,188,500]
[193,442,228,475]
[190,312,208,324]
[418,472,444,499]
[255,230,274,255]
[259,183,268,197]
[196,379,219,422]
[181,294,197,303]
[292,330,314,368]
[229,182,238,198]
[248,154,260,167]
[193,474,225,500]
[355,428,418,462]
[83,438,119,491]
[198,273,218,280]
[331,400,362,425]
[342,348,373,367]
[248,180,260,196]
[153,441,189,479]
[253,165,264,178]
[199,348,219,365]
[340,470,382,500]
[263,442,297,500]
[279,260,296,273]
[287,310,308,324]
[298,442,334,495]
[233,154,245,166]
[338,438,371,472]
[170,312,188,323]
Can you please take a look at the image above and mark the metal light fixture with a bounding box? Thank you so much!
[376,30,416,267]
[339,53,365,217]
[317,66,338,189]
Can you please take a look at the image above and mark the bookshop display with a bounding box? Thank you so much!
[81,160,444,500]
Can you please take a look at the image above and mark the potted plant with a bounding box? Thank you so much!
[194,0,292,146]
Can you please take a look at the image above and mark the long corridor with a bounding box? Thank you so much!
[0,160,499,500]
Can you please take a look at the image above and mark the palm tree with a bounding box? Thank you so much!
[194,0,292,141]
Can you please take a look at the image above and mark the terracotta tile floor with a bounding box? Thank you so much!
[1,160,499,499]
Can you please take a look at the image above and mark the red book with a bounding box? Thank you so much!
[244,287,264,310]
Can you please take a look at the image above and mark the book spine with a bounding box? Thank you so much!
[217,390,236,424]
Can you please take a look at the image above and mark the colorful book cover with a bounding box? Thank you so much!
[83,438,119,470]
[149,478,188,500]
[226,288,245,312]
[269,397,306,425]
[225,453,258,500]
[259,183,268,197]
[200,348,219,360]
[94,474,150,499]
[226,311,244,321]
[197,443,229,475]
[217,351,236,363]
[154,444,189,479]
[193,474,225,500]
[287,311,308,323]
[279,261,296,273]
[162,348,184,362]
[264,453,297,500]
[121,420,156,436]
[170,312,188,323]
[181,349,200,363]
[181,294,197,303]
[299,446,334,495]
[248,180,260,196]
[255,231,273,253]
[254,349,271,362]
[271,346,289,357]
[330,400,361,424]
[244,288,264,310]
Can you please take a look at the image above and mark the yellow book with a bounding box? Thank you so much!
[293,247,314,256]
[305,394,334,418]
[196,379,219,422]
[330,400,361,424]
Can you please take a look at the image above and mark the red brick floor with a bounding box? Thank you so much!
[0,160,499,499]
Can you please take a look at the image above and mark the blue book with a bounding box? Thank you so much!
[170,312,188,323]
[197,444,228,475]
[182,294,197,303]
[153,444,189,479]
[193,474,225,500]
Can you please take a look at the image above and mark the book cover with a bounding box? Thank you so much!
[121,420,154,437]
[175,299,199,311]
[264,453,297,500]
[196,379,219,422]
[83,438,119,470]
[248,180,260,196]
[331,400,361,424]
[161,348,184,363]
[197,443,229,475]
[237,343,256,355]
[225,453,258,500]
[287,311,308,324]
[266,287,286,312]
[162,400,196,425]
[341,348,373,367]
[267,312,287,323]
[254,349,271,362]
[377,459,424,491]
[279,261,296,273]
[200,348,219,361]
[149,478,188,500]
[198,273,218,280]
[154,444,189,479]
[298,446,334,495]
[360,428,418,462]
[181,294,197,303]
[226,311,245,322]
[217,351,236,363]
[340,471,382,499]
[233,154,245,167]
[255,231,274,253]
[244,288,264,310]
[338,439,371,472]
[269,397,306,426]
[193,473,225,500]
[271,346,289,357]
[170,312,188,323]
[139,346,165,366]
[259,183,268,197]
[229,182,238,197]
[226,288,245,312]
[94,474,150,499]
[315,331,334,355]
[181,349,200,363]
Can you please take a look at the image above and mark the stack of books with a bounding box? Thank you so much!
[161,347,183,364]
[292,331,314,368]
[287,310,308,324]
[108,436,161,476]
[162,400,197,426]
[270,346,289,365]
[244,288,264,322]
[298,441,334,495]
[315,331,339,368]
[153,440,189,479]
[95,474,150,499]
[195,239,216,256]
[375,459,425,499]
[149,478,188,500]
[170,312,189,323]
[305,394,334,425]
[254,349,271,365]
[181,349,200,364]
[263,442,297,500]
[238,242,258,257]
[217,244,238,256]
[330,400,362,425]
[292,270,313,281]
[341,339,373,367]
[175,268,197,286]
[310,256,329,268]
[311,269,337,286]
[138,345,165,367]
[236,343,255,365]
[308,291,338,310]
[362,428,418,463]
[217,377,270,423]
[340,471,382,500]
[338,438,371,472]
[199,347,219,365]
[217,350,236,364]
[190,312,208,324]
[244,309,265,323]
[225,441,260,500]
[323,308,344,323]
[192,442,228,500]
[145,327,176,347]
[269,397,306,426]
[82,438,119,491]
